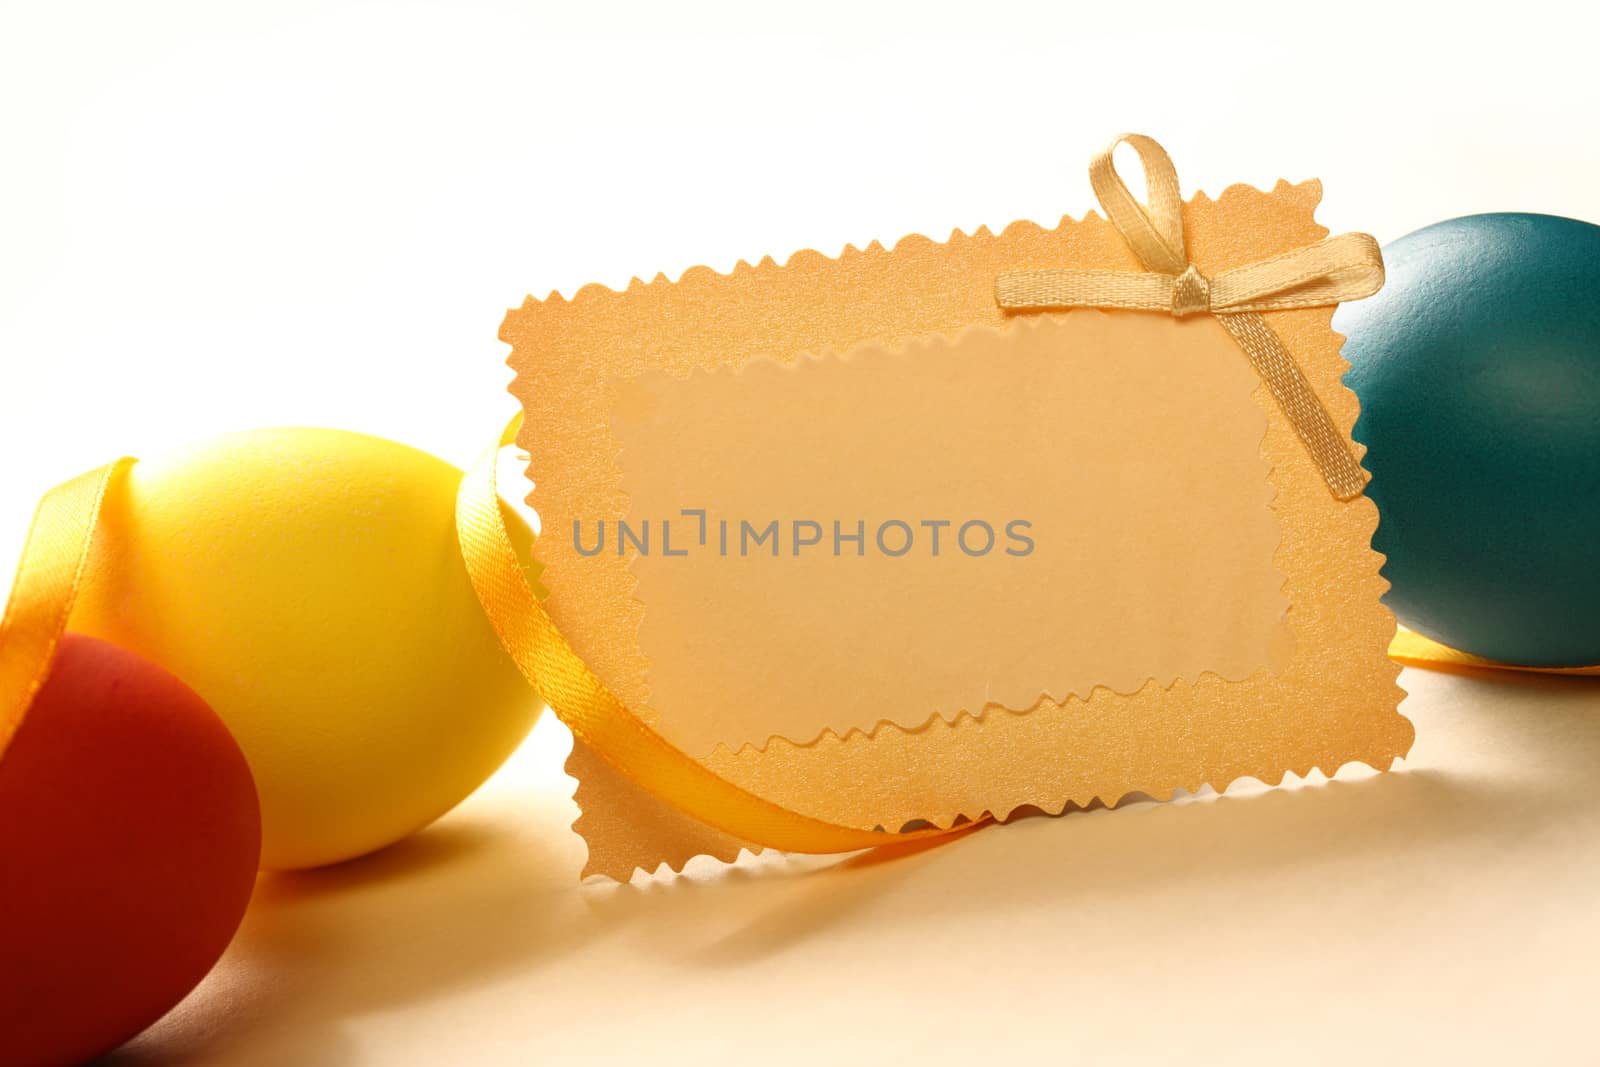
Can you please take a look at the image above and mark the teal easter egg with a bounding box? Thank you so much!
[1338,213,1600,666]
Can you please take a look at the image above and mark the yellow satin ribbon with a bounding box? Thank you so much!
[1389,627,1600,675]
[997,133,1383,502]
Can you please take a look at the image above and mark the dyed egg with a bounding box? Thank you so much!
[0,634,260,1065]
[1339,213,1600,666]
[69,428,541,868]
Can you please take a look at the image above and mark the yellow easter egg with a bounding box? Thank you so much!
[70,428,541,869]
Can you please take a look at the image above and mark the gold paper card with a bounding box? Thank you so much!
[505,171,1412,880]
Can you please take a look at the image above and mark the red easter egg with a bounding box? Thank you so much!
[0,634,261,1066]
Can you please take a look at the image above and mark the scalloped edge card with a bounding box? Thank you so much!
[505,162,1412,880]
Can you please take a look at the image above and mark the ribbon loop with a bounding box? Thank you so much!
[1206,231,1384,314]
[998,133,1380,502]
[1089,133,1188,274]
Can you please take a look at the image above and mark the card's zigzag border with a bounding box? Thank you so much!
[704,664,1292,761]
[505,179,1312,314]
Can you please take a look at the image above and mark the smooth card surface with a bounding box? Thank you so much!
[611,313,1291,757]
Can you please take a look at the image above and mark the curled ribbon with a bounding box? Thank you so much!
[997,133,1383,502]
[457,416,980,853]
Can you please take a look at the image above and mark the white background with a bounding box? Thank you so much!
[6,4,1600,1064]
[4,0,1599,570]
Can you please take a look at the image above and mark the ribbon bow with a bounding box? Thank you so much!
[996,133,1383,501]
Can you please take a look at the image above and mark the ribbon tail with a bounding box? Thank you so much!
[1213,311,1368,501]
